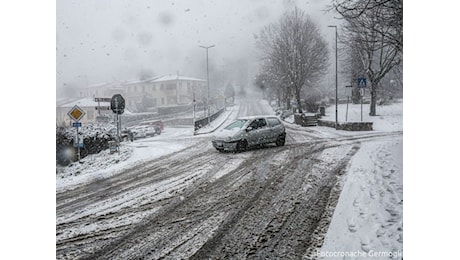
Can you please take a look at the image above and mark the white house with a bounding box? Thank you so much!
[56,97,113,126]
[76,75,206,112]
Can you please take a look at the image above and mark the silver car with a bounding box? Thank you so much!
[212,116,286,152]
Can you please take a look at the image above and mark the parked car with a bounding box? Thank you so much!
[121,129,134,142]
[139,120,163,137]
[212,116,286,152]
[128,123,161,140]
[145,124,162,137]
[140,120,164,131]
[128,125,148,140]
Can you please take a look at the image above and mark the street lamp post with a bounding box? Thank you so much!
[199,45,215,124]
[328,25,338,129]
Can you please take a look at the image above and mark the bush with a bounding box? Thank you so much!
[56,125,115,166]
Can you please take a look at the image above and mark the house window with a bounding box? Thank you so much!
[167,96,176,105]
[166,83,176,90]
[161,97,165,105]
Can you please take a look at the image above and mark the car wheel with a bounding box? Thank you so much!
[236,139,248,153]
[276,134,286,146]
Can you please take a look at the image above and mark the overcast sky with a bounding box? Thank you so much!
[56,0,337,97]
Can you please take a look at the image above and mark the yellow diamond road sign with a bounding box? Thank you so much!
[68,105,86,122]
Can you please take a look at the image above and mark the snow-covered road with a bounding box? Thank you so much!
[56,98,403,259]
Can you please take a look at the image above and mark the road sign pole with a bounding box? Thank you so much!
[117,113,120,154]
[119,113,122,154]
[357,78,366,122]
[115,100,119,140]
[67,105,86,163]
[110,94,125,153]
[346,96,349,122]
[361,89,364,122]
[192,92,196,133]
[345,85,353,122]
[76,126,81,163]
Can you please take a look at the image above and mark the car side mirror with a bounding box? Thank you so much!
[246,126,253,132]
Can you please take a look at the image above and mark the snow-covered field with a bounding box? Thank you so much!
[321,100,403,132]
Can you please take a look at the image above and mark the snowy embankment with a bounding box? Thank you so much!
[317,100,403,259]
[321,100,403,132]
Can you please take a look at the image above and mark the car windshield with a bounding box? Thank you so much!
[224,119,248,130]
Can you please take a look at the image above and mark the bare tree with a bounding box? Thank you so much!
[333,0,402,50]
[258,59,292,109]
[331,0,402,116]
[257,7,329,113]
[254,70,286,107]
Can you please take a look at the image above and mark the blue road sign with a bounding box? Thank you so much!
[357,77,367,88]
[73,142,84,148]
[72,122,82,127]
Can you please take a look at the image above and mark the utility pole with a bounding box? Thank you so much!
[328,25,338,129]
[199,45,215,125]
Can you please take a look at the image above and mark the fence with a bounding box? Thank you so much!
[194,107,226,131]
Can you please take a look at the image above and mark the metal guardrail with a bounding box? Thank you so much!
[194,107,225,131]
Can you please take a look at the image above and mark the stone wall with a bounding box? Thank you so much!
[317,120,373,131]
